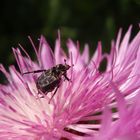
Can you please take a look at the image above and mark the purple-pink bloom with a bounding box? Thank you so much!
[83,82,140,140]
[0,27,140,140]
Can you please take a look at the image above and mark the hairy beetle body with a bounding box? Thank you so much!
[23,62,71,103]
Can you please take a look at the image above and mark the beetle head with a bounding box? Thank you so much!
[58,64,70,71]
[64,59,71,70]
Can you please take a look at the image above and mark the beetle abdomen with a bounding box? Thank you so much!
[36,73,61,93]
[42,79,61,93]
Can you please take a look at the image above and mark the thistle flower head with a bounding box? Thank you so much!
[0,27,140,140]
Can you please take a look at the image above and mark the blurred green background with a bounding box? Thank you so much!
[0,0,140,67]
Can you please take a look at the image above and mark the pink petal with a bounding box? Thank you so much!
[39,35,55,69]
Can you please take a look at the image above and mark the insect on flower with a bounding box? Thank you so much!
[23,59,71,103]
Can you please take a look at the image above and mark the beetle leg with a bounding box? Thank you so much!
[48,85,60,104]
[36,89,45,99]
[64,74,70,81]
[39,95,45,98]
[64,74,72,82]
[23,69,46,75]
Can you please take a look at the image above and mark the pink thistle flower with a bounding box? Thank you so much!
[0,27,140,140]
[84,82,140,140]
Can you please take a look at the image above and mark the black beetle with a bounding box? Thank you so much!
[23,60,71,103]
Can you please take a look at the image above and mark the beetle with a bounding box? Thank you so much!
[23,60,71,103]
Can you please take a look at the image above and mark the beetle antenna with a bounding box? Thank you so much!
[64,58,74,67]
[64,59,67,64]
[22,69,46,75]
